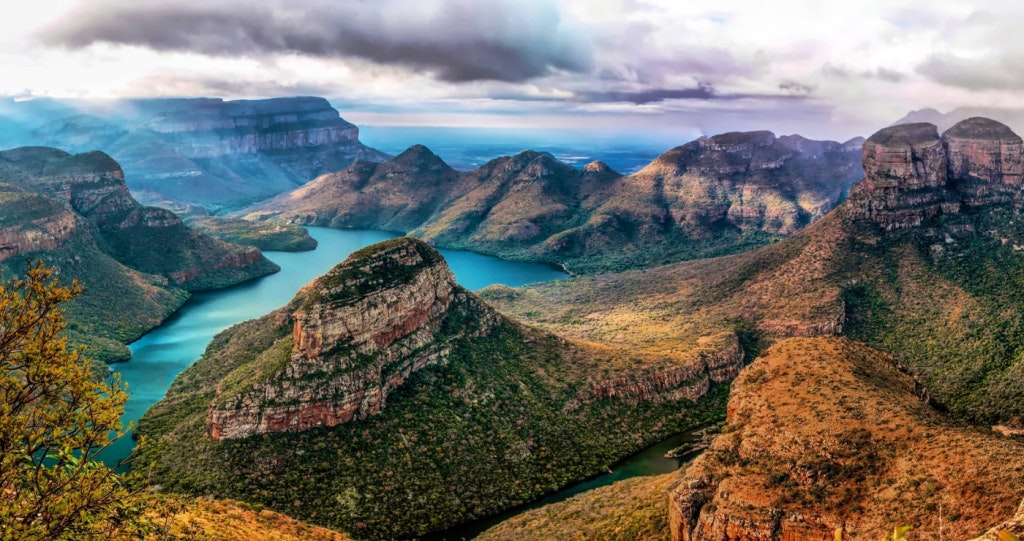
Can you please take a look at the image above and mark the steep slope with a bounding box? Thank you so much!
[670,337,1024,540]
[248,131,862,273]
[11,97,389,210]
[135,237,730,539]
[486,117,1024,425]
[151,497,351,540]
[0,147,278,359]
[477,473,678,541]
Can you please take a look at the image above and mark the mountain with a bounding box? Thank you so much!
[3,96,390,210]
[478,118,1024,539]
[247,131,863,273]
[135,237,729,539]
[0,147,278,360]
[893,105,1024,136]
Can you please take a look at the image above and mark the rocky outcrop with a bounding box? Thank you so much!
[207,238,498,440]
[669,337,1024,541]
[943,117,1024,206]
[579,332,744,406]
[249,130,862,274]
[850,118,1024,229]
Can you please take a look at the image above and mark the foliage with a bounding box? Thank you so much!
[187,217,318,252]
[0,262,147,540]
[136,289,728,539]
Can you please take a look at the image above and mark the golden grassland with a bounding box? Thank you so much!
[476,473,676,541]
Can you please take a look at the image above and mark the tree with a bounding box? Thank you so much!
[0,261,144,540]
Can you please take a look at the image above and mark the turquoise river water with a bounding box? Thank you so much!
[104,227,568,466]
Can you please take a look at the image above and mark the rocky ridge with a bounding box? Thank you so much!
[248,130,863,273]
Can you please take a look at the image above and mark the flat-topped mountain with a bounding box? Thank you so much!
[136,237,732,539]
[0,146,277,360]
[6,96,389,210]
[248,130,863,273]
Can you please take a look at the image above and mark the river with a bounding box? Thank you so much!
[103,227,568,466]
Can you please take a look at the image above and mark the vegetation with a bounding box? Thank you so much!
[477,473,678,541]
[0,262,147,540]
[136,281,727,539]
[186,216,317,252]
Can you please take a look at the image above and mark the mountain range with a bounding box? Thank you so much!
[246,131,864,274]
[0,96,390,210]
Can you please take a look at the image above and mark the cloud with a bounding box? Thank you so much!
[916,53,1024,90]
[578,85,716,104]
[39,0,592,83]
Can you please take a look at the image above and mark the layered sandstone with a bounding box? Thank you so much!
[850,118,1024,229]
[207,237,497,440]
[669,337,1024,541]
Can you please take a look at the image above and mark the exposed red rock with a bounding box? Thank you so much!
[207,238,495,440]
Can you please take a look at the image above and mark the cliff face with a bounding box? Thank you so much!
[0,147,278,360]
[849,117,1024,229]
[207,238,495,440]
[249,131,862,274]
[669,337,1024,541]
[18,97,390,209]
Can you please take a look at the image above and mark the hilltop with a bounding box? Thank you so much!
[246,131,863,273]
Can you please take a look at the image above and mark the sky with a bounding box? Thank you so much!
[4,0,1024,140]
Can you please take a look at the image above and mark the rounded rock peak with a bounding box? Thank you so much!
[343,236,444,269]
[943,117,1021,142]
[582,160,611,174]
[866,122,940,147]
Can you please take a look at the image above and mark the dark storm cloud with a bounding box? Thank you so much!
[580,86,716,105]
[822,64,906,83]
[39,0,592,83]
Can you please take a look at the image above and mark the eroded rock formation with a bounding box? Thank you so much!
[207,238,497,440]
[850,117,1024,229]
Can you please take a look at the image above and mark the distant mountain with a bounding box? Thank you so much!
[0,147,278,360]
[135,237,730,539]
[893,105,1024,134]
[1,96,390,210]
[247,131,863,273]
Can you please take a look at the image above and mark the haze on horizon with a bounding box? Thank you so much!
[4,0,1024,141]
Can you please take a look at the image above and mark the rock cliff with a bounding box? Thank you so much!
[669,337,1024,541]
[248,130,862,274]
[13,96,390,209]
[0,146,278,359]
[849,117,1024,229]
[207,237,496,440]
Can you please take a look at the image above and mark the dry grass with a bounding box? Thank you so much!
[677,337,1024,540]
[478,474,676,541]
[146,497,350,540]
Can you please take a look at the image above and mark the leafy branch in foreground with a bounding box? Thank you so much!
[0,261,148,540]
